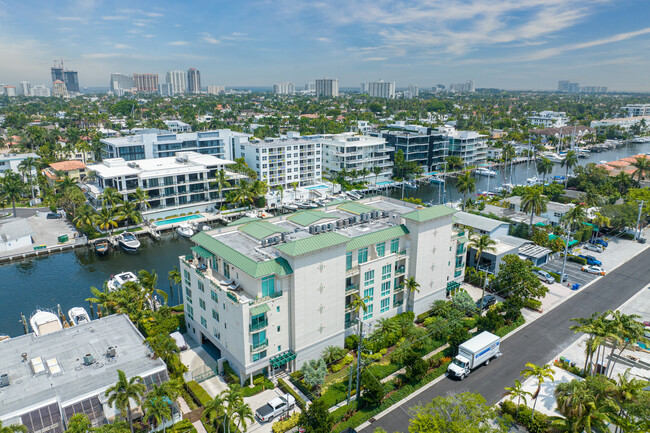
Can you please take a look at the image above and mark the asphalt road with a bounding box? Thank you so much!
[0,207,49,218]
[361,248,650,433]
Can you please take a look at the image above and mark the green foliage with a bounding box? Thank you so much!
[492,255,549,303]
[301,358,327,388]
[404,353,429,383]
[169,419,197,433]
[494,315,525,337]
[451,291,477,314]
[185,381,212,407]
[360,370,385,407]
[222,360,240,384]
[523,298,542,311]
[344,334,359,351]
[476,308,505,333]
[241,374,275,397]
[568,255,588,265]
[276,378,306,410]
[139,306,186,338]
[271,413,300,433]
[447,327,472,354]
[331,354,354,373]
[298,399,333,433]
[499,401,550,433]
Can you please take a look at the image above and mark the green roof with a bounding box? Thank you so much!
[276,232,348,257]
[250,303,270,316]
[338,201,378,215]
[239,221,284,240]
[227,216,259,226]
[191,245,214,259]
[191,231,293,278]
[402,205,456,222]
[269,351,297,368]
[346,225,409,252]
[287,210,336,227]
[549,234,579,246]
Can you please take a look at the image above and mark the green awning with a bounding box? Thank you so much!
[446,281,461,293]
[534,222,546,226]
[250,303,270,316]
[269,351,297,368]
[191,245,214,259]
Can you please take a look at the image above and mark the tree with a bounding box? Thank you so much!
[592,212,611,240]
[211,169,231,210]
[298,399,333,433]
[301,358,327,388]
[291,182,298,201]
[321,345,346,364]
[221,384,244,433]
[521,186,548,235]
[404,352,429,383]
[72,203,95,229]
[130,187,150,212]
[372,166,382,185]
[609,370,650,433]
[360,370,385,407]
[117,201,143,226]
[561,150,579,187]
[168,266,181,301]
[0,172,25,217]
[451,291,477,314]
[404,276,420,312]
[552,378,612,432]
[105,370,146,433]
[349,292,368,324]
[202,395,226,432]
[143,394,172,433]
[408,391,506,433]
[93,206,118,234]
[445,155,464,171]
[630,156,650,182]
[455,171,475,211]
[63,414,91,433]
[503,380,532,422]
[101,187,123,208]
[232,403,255,433]
[0,421,27,433]
[521,362,555,418]
[468,233,496,267]
[138,269,168,311]
[536,157,554,183]
[18,156,37,201]
[492,255,548,304]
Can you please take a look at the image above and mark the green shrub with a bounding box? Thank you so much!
[523,298,542,311]
[139,306,186,338]
[494,316,525,337]
[277,378,306,410]
[185,381,212,407]
[345,334,359,350]
[547,271,561,283]
[416,309,433,323]
[169,419,197,433]
[222,360,240,384]
[500,401,550,433]
[271,413,300,433]
[241,375,275,397]
[568,255,587,265]
[331,354,354,373]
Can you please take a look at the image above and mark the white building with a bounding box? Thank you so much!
[449,80,475,93]
[100,129,250,161]
[445,128,488,166]
[85,152,246,219]
[315,78,339,97]
[109,73,135,94]
[403,84,419,99]
[3,86,16,97]
[503,196,575,226]
[164,120,192,133]
[368,80,395,99]
[180,196,466,383]
[19,81,31,96]
[273,83,295,95]
[527,111,568,128]
[31,85,51,97]
[166,70,187,94]
[0,153,40,177]
[590,116,650,131]
[621,104,650,117]
[207,86,225,95]
[0,219,34,252]
[235,135,322,189]
[320,133,393,184]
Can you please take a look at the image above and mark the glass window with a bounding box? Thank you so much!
[382,264,392,280]
[277,326,281,332]
[381,281,391,297]
[252,330,266,345]
[276,306,280,312]
[380,298,390,313]
[364,270,374,286]
[376,242,385,257]
[358,247,368,264]
[212,309,219,321]
[346,252,352,270]
[200,316,207,327]
[252,350,267,361]
[261,275,275,297]
[223,261,230,279]
[390,238,400,253]
[363,305,374,320]
[363,287,374,302]
[185,287,192,302]
[187,304,194,320]
[211,290,218,302]
[183,269,191,283]
[199,298,206,310]
[198,281,205,292]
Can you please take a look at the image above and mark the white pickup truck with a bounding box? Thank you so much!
[447,331,501,380]
[255,394,296,423]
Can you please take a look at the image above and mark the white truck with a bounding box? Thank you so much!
[447,331,501,380]
[255,394,296,423]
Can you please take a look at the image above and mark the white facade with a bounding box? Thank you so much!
[109,73,135,93]
[315,78,339,97]
[621,104,650,117]
[0,153,39,177]
[403,84,419,99]
[273,83,295,95]
[19,81,31,96]
[31,85,51,97]
[444,128,488,166]
[449,80,475,93]
[207,86,225,95]
[368,80,395,99]
[3,86,16,97]
[164,120,192,133]
[181,197,466,382]
[527,111,568,128]
[235,137,322,189]
[590,116,650,131]
[166,70,187,94]
[320,133,393,184]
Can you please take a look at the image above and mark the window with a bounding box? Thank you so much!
[185,287,192,303]
[364,270,374,286]
[358,247,368,264]
[251,313,266,330]
[380,298,390,313]
[276,306,280,313]
[278,345,282,352]
[381,281,391,297]
[277,326,281,332]
[346,252,352,270]
[261,275,275,297]
[382,264,392,280]
[212,309,219,322]
[363,287,374,303]
[252,330,267,346]
[183,269,191,284]
[198,281,204,293]
[200,316,207,327]
[394,278,402,291]
[390,238,400,253]
[199,298,206,310]
[376,242,385,257]
[187,304,194,320]
[363,305,374,320]
[252,350,267,361]
[223,261,230,279]
[211,290,218,302]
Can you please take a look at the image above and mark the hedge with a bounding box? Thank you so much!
[416,309,433,323]
[169,419,197,433]
[494,315,526,337]
[277,377,307,410]
[547,270,561,282]
[568,255,588,265]
[242,376,275,397]
[185,380,212,407]
[523,298,542,311]
[500,400,551,433]
[271,413,300,433]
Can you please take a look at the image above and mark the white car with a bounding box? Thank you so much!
[583,243,604,253]
[582,265,606,275]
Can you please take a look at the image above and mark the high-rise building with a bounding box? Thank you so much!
[449,80,475,93]
[133,73,159,92]
[3,86,16,97]
[557,80,570,92]
[360,82,367,94]
[31,84,51,97]
[321,134,393,183]
[305,82,315,92]
[64,71,79,93]
[110,73,135,95]
[207,85,225,95]
[273,82,295,95]
[158,83,173,96]
[52,80,68,97]
[187,68,201,93]
[51,65,64,83]
[368,80,395,99]
[315,78,339,97]
[166,70,187,94]
[19,81,31,96]
[406,84,419,98]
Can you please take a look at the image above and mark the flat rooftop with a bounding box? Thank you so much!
[0,314,167,420]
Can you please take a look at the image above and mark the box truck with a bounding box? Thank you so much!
[447,331,501,380]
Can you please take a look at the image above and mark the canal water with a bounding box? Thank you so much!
[1,141,648,337]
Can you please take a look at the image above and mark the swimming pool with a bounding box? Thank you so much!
[153,214,204,226]
[376,181,395,186]
[305,184,329,190]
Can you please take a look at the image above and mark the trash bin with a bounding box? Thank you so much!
[58,234,69,243]
[572,283,580,291]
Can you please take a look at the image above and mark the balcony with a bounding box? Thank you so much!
[395,265,406,275]
[249,319,268,332]
[345,284,358,294]
[250,340,269,353]
[344,320,356,329]
[393,300,404,307]
[346,266,360,276]
[394,283,405,292]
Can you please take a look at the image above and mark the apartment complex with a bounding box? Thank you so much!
[368,80,395,99]
[449,80,475,93]
[166,70,187,94]
[100,129,250,161]
[273,83,295,95]
[235,136,322,189]
[207,86,225,95]
[85,152,245,218]
[370,125,449,171]
[133,73,159,93]
[109,73,135,95]
[180,197,466,382]
[52,80,67,97]
[320,133,393,183]
[526,111,568,128]
[446,129,487,166]
[0,153,40,177]
[621,104,650,117]
[315,78,339,97]
[187,68,201,93]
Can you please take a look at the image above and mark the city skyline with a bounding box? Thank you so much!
[1,0,650,91]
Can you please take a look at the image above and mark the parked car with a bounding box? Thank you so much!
[46,212,62,219]
[255,394,295,423]
[583,243,604,253]
[475,295,497,310]
[589,238,608,248]
[577,255,602,266]
[533,269,556,284]
[582,265,606,275]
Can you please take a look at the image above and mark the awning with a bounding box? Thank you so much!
[446,281,461,293]
[191,245,214,259]
[269,351,297,369]
[250,303,270,316]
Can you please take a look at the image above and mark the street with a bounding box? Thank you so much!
[360,248,650,433]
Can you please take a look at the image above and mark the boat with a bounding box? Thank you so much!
[176,223,195,238]
[68,307,91,326]
[404,181,417,190]
[297,202,312,209]
[107,271,139,291]
[0,334,10,342]
[95,239,110,255]
[29,310,63,337]
[526,177,541,186]
[474,167,498,176]
[430,176,445,184]
[117,232,140,252]
[307,202,319,209]
[244,210,258,218]
[198,224,211,232]
[284,203,299,211]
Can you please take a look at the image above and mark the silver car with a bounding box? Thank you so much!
[583,243,603,253]
[534,269,555,284]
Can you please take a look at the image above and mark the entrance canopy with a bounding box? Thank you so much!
[269,351,297,369]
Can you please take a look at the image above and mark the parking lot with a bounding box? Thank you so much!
[541,258,598,287]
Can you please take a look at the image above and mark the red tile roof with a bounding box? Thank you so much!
[49,160,87,171]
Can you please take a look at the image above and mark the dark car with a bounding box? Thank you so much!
[589,238,608,248]
[46,212,62,219]
[578,254,602,266]
[475,295,497,310]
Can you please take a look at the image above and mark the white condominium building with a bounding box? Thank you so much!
[320,133,393,184]
[235,136,322,188]
[445,129,488,166]
[315,78,339,97]
[273,83,295,95]
[180,196,467,382]
[526,111,568,128]
[621,104,650,117]
[368,80,395,99]
[166,70,187,94]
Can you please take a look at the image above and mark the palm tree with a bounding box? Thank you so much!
[455,171,475,211]
[86,282,116,317]
[93,206,118,234]
[291,182,298,202]
[0,421,27,433]
[117,201,143,226]
[372,166,382,185]
[233,179,254,208]
[609,370,649,433]
[211,169,231,211]
[570,312,603,374]
[18,156,37,201]
[521,186,548,235]
[130,187,150,212]
[276,184,284,208]
[613,172,634,194]
[221,385,244,433]
[202,395,226,432]
[105,369,146,433]
[562,204,586,232]
[138,269,168,310]
[0,172,25,217]
[561,150,579,187]
[630,156,650,183]
[72,204,96,229]
[521,362,555,418]
[606,313,649,377]
[321,345,345,364]
[101,187,123,208]
[232,404,255,433]
[553,379,610,432]
[503,380,532,422]
[168,266,181,302]
[143,394,172,433]
[146,334,181,372]
[374,317,399,335]
[536,157,554,183]
[468,233,496,268]
[250,179,268,204]
[404,276,420,312]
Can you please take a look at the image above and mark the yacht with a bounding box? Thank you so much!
[176,223,195,238]
[284,203,298,211]
[95,239,110,255]
[107,271,139,291]
[474,167,498,176]
[30,310,63,337]
[117,232,140,252]
[526,177,541,186]
[68,307,91,326]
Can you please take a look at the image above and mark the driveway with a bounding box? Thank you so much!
[244,388,302,433]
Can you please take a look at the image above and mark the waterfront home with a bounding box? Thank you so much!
[43,160,88,187]
[503,196,575,226]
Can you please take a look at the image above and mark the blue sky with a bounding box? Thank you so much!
[1,0,650,91]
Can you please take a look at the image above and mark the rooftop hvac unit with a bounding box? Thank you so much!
[0,373,9,388]
[83,354,94,365]
[314,226,320,233]
[382,211,389,217]
[294,228,300,233]
[107,347,117,358]
[309,226,315,234]
[328,223,333,231]
[321,224,328,232]
[281,232,286,241]
[336,220,343,228]
[261,239,268,247]
[348,217,355,224]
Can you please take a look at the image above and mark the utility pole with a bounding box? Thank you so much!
[634,200,645,241]
[347,319,364,405]
[479,265,489,313]
[560,224,572,283]
[355,322,365,402]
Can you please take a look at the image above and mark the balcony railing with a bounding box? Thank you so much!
[345,284,358,294]
[346,266,360,276]
[393,300,404,307]
[250,340,269,353]
[395,265,406,275]
[344,320,356,329]
[249,319,268,332]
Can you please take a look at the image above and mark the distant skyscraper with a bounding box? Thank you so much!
[557,80,570,92]
[568,82,580,93]
[63,71,79,93]
[449,80,475,93]
[207,85,225,95]
[52,80,67,97]
[368,80,395,98]
[158,83,173,96]
[31,84,51,97]
[19,81,31,96]
[407,84,419,97]
[360,83,367,94]
[315,78,339,97]
[51,65,64,83]
[166,70,187,94]
[187,68,201,93]
[273,82,295,95]
[133,73,159,92]
[3,86,17,97]
[305,82,315,92]
[110,73,135,94]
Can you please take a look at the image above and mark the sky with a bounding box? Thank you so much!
[1,0,650,91]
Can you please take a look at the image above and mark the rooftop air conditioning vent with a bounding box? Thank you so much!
[83,354,94,365]
[107,347,117,358]
[261,239,267,247]
[0,373,9,388]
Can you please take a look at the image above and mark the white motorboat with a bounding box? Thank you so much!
[107,271,139,291]
[297,202,312,209]
[284,203,299,211]
[526,177,541,186]
[474,167,498,176]
[117,232,141,252]
[307,202,319,208]
[176,223,195,238]
[68,307,91,326]
[30,310,63,337]
[244,211,258,218]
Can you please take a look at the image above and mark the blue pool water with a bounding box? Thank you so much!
[154,214,204,226]
[305,184,329,190]
[376,181,395,186]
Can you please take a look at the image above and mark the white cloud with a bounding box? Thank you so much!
[363,57,387,61]
[316,37,331,42]
[168,41,190,46]
[102,15,128,21]
[201,33,219,44]
[113,43,132,49]
[55,16,85,21]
